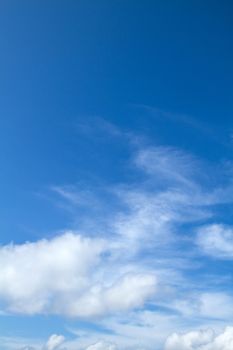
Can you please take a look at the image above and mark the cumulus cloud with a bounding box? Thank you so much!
[164,327,233,350]
[0,232,156,317]
[67,273,156,317]
[0,232,104,315]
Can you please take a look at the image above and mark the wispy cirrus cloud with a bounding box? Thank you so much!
[133,105,229,147]
[3,135,233,349]
[172,291,233,320]
[45,334,65,350]
[197,224,233,259]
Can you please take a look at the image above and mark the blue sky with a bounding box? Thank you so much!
[1,1,233,350]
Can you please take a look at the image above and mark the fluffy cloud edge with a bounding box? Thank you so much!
[164,326,233,350]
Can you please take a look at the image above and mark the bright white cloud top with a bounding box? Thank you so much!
[0,232,156,317]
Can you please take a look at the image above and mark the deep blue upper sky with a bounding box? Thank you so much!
[1,2,233,350]
[1,1,233,244]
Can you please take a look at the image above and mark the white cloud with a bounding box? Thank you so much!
[67,273,156,318]
[15,334,65,350]
[172,292,233,320]
[164,327,233,350]
[200,293,233,320]
[4,143,233,349]
[197,224,233,258]
[112,146,218,249]
[52,146,218,253]
[0,232,104,315]
[135,147,199,189]
[114,187,210,248]
[45,334,65,350]
[65,308,200,350]
[86,341,117,350]
[0,232,156,317]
